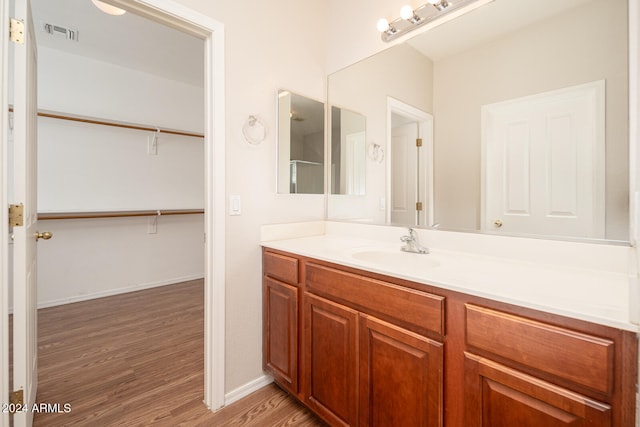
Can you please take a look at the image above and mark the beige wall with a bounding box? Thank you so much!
[325,0,421,73]
[328,44,433,221]
[433,0,628,239]
[171,0,328,393]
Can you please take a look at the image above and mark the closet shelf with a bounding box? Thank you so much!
[10,107,204,139]
[38,209,204,221]
[38,111,204,138]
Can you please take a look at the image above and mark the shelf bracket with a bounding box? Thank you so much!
[148,128,160,155]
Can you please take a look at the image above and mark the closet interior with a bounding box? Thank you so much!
[32,0,205,309]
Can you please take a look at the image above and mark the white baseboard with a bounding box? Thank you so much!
[223,375,273,407]
[35,275,205,310]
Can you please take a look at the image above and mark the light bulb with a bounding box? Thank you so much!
[400,5,414,20]
[92,0,126,16]
[376,18,390,32]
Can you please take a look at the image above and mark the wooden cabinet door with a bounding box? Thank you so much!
[359,314,443,427]
[263,277,298,394]
[463,352,611,427]
[304,293,358,427]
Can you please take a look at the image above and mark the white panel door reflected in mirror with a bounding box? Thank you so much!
[331,106,366,196]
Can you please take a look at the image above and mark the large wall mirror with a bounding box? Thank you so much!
[278,90,325,194]
[327,0,630,243]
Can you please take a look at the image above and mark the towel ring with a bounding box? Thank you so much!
[242,115,266,145]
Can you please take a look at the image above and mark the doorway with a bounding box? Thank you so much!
[1,1,226,425]
[386,97,434,227]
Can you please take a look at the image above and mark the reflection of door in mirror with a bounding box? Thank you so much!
[277,90,325,194]
[387,98,433,227]
[482,81,605,238]
[331,106,366,195]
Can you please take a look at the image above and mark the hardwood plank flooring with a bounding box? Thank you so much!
[31,280,325,426]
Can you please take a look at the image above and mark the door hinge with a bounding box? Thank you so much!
[9,18,25,44]
[416,138,423,147]
[9,204,24,227]
[416,202,423,211]
[9,389,24,412]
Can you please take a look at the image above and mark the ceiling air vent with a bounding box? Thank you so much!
[42,23,79,42]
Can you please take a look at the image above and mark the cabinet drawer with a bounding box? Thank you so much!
[264,251,299,285]
[306,263,444,337]
[465,304,614,395]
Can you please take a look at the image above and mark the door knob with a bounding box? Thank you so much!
[35,231,53,240]
[493,219,503,228]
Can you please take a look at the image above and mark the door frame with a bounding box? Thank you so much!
[386,97,434,226]
[0,0,227,422]
[1,0,11,424]
[105,0,227,411]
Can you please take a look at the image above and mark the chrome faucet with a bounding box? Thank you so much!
[400,228,429,254]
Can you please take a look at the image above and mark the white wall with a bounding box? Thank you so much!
[36,46,205,307]
[37,47,204,132]
[37,215,204,308]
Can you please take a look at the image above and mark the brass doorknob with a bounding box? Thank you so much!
[493,219,503,228]
[35,231,53,240]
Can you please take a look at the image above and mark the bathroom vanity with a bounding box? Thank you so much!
[262,223,638,426]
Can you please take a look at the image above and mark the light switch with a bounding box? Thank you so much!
[229,195,241,216]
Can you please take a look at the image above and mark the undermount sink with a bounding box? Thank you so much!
[351,249,440,269]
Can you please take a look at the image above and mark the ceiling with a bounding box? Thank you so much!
[407,0,593,61]
[29,0,595,89]
[30,0,204,87]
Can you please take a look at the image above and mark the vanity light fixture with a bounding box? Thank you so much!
[428,0,450,11]
[91,0,127,16]
[377,0,494,42]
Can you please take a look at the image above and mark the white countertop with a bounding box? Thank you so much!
[262,226,638,332]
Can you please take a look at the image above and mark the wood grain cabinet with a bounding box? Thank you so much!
[262,251,300,395]
[304,293,359,426]
[359,314,443,427]
[262,248,638,427]
[463,304,616,426]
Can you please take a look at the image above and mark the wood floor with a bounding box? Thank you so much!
[30,280,325,426]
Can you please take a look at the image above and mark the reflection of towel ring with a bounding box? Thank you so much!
[368,143,384,163]
[242,115,266,145]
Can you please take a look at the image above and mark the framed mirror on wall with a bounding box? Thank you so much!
[277,90,325,194]
[327,0,630,243]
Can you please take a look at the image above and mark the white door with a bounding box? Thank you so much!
[482,81,605,238]
[345,131,365,195]
[7,0,41,425]
[391,119,419,225]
